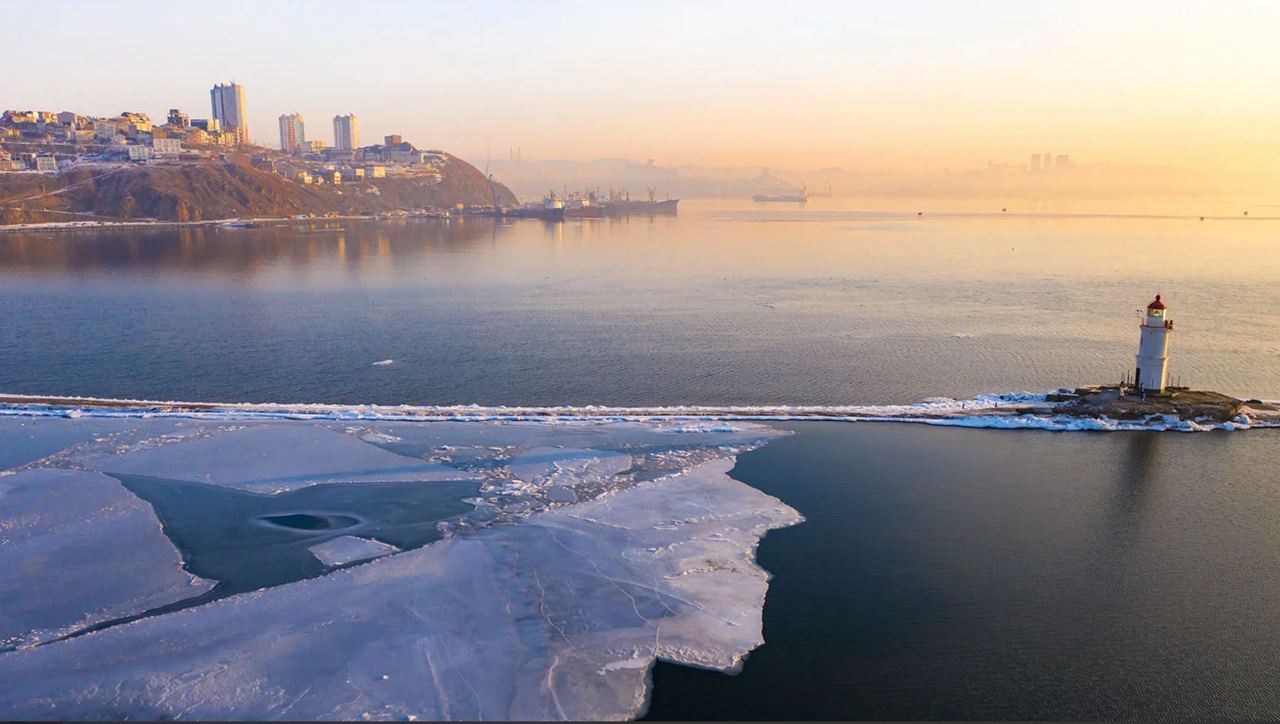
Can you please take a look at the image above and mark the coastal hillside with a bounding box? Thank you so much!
[0,153,517,224]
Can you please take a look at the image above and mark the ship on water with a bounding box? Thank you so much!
[599,188,679,215]
[507,192,566,221]
[752,185,808,203]
[504,188,678,220]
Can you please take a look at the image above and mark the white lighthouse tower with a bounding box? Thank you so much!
[1135,294,1173,393]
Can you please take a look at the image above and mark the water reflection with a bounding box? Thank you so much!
[0,220,516,276]
[1105,432,1162,546]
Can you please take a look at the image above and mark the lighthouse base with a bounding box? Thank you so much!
[1052,386,1245,423]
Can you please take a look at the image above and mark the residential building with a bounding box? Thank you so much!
[191,118,220,133]
[34,154,58,172]
[278,112,305,154]
[93,120,119,140]
[333,113,359,150]
[167,108,190,128]
[209,82,248,144]
[384,134,402,145]
[153,138,182,156]
[127,145,154,161]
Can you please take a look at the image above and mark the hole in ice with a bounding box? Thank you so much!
[258,513,361,531]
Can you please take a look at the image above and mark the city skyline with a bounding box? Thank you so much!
[5,0,1280,191]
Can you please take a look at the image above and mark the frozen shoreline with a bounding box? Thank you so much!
[0,415,799,720]
[2,391,1278,432]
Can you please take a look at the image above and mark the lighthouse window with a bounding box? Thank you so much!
[1150,309,1163,317]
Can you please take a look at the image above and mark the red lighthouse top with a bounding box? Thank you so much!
[1147,294,1166,310]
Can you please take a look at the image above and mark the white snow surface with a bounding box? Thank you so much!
[0,456,800,721]
[308,535,401,566]
[0,468,214,649]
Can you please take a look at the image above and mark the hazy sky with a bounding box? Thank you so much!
[7,0,1279,183]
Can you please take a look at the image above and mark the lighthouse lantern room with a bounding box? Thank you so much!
[1135,294,1173,393]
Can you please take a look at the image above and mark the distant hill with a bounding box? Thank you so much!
[0,153,516,224]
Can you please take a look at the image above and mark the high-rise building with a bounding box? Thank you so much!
[1043,151,1053,171]
[333,113,359,150]
[209,82,248,145]
[1055,154,1073,170]
[1029,153,1042,173]
[278,113,306,153]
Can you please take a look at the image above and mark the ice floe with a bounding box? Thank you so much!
[99,424,476,492]
[0,418,797,721]
[308,535,401,566]
[0,468,214,649]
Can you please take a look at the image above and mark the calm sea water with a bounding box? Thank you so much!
[4,197,1280,719]
[648,423,1280,720]
[1,196,1278,405]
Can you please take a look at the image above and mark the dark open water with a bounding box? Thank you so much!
[3,197,1279,718]
[648,423,1280,720]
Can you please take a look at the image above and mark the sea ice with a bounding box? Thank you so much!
[0,416,157,470]
[99,423,477,492]
[308,535,401,566]
[0,430,799,721]
[506,446,633,495]
[0,468,214,649]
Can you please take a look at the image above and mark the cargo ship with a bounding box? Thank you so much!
[752,186,808,203]
[563,192,604,218]
[507,193,566,221]
[599,188,679,215]
[503,189,679,220]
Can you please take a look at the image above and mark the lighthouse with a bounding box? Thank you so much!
[1135,294,1173,393]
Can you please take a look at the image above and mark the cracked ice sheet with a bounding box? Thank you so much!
[506,446,633,502]
[0,416,150,470]
[339,419,780,461]
[0,454,801,720]
[96,423,479,493]
[0,469,214,648]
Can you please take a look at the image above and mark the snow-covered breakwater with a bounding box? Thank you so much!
[2,391,1278,431]
[0,415,799,720]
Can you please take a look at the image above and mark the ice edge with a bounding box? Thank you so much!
[1,391,1278,432]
